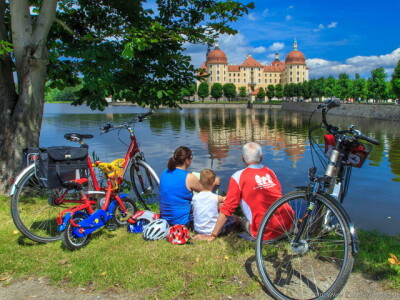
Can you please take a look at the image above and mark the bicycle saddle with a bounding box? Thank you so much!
[64,133,94,142]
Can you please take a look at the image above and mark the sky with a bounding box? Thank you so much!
[184,0,400,79]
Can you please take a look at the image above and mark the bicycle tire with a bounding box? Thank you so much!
[10,164,103,243]
[255,190,354,300]
[61,213,91,251]
[130,160,160,210]
[111,197,137,226]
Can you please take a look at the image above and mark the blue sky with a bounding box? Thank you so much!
[185,0,400,79]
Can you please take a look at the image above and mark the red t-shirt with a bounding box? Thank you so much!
[220,164,294,239]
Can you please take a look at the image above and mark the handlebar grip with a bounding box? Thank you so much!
[357,133,380,145]
[101,123,113,132]
[327,99,341,109]
[138,110,154,121]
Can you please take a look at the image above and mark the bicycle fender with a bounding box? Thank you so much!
[72,209,108,238]
[9,164,35,196]
[320,192,359,255]
[58,213,72,232]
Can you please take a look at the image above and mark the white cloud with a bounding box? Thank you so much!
[314,22,338,32]
[307,48,400,78]
[288,5,294,9]
[248,13,257,21]
[286,15,292,21]
[327,22,338,28]
[268,42,285,52]
[252,46,267,53]
[262,8,269,17]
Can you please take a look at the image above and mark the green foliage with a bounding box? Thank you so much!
[266,85,274,100]
[324,76,337,98]
[239,86,247,98]
[257,87,265,100]
[45,85,81,102]
[210,82,223,101]
[223,83,236,101]
[368,68,387,102]
[337,73,352,100]
[352,73,368,101]
[20,0,255,111]
[275,83,283,99]
[391,59,400,100]
[197,82,209,101]
[0,40,12,55]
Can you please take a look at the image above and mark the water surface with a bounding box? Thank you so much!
[42,104,400,235]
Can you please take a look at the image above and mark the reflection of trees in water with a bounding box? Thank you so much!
[191,108,400,177]
[388,136,400,181]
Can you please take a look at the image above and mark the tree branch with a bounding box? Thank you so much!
[32,0,57,43]
[54,18,125,42]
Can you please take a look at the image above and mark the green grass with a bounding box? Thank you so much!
[1,194,400,298]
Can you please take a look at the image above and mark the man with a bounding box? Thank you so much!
[193,142,293,241]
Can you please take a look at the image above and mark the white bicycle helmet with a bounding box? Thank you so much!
[128,210,160,224]
[142,219,170,241]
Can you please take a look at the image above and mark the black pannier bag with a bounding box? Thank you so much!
[38,146,89,189]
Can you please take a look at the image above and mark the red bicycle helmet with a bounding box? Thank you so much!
[168,225,190,245]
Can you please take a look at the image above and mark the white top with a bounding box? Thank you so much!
[192,191,219,235]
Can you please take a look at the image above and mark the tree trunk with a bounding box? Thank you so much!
[0,45,48,193]
[0,0,56,194]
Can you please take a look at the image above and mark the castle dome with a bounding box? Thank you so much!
[207,45,227,64]
[285,50,306,65]
[285,39,306,65]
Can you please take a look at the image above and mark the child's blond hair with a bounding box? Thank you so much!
[199,169,216,190]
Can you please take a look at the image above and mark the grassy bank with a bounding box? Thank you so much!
[1,195,399,298]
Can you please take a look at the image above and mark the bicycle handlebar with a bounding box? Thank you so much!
[318,99,380,146]
[355,132,380,145]
[100,110,153,133]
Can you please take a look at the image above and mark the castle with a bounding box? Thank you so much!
[197,40,309,94]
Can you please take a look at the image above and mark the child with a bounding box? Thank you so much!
[192,169,239,235]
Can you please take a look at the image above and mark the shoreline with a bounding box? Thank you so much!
[110,101,400,121]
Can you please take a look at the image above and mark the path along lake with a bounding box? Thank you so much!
[42,103,400,236]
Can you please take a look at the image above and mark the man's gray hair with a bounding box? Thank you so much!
[242,142,262,164]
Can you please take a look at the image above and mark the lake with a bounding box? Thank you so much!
[42,103,400,235]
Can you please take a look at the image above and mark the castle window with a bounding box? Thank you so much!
[217,77,220,81]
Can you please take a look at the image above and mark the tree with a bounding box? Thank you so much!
[391,59,400,101]
[368,68,387,102]
[0,0,254,193]
[275,83,283,99]
[256,87,265,101]
[324,76,337,98]
[336,73,352,101]
[352,73,368,102]
[197,82,209,102]
[301,81,311,100]
[267,85,275,101]
[239,86,247,98]
[210,83,223,101]
[223,83,236,102]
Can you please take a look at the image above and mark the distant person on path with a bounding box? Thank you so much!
[192,169,239,236]
[193,142,293,241]
[160,146,203,228]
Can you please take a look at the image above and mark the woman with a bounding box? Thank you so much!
[160,146,203,227]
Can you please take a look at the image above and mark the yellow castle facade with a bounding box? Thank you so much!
[197,40,309,94]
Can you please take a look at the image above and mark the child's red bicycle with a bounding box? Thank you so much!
[10,111,159,243]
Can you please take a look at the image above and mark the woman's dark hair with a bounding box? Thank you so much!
[167,146,192,171]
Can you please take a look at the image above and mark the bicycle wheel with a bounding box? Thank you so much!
[255,190,354,300]
[112,197,137,226]
[130,160,160,210]
[10,165,67,243]
[10,165,103,243]
[61,213,91,251]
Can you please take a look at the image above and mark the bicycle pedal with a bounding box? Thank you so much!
[105,223,118,231]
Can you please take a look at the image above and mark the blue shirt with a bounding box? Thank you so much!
[160,168,193,226]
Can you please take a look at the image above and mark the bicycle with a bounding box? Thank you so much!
[9,111,160,243]
[58,158,137,250]
[255,99,380,300]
